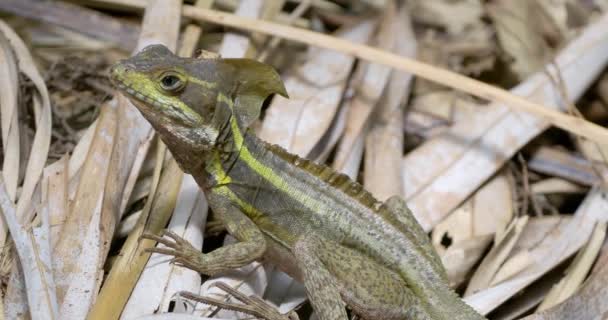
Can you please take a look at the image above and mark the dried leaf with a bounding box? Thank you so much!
[465,215,528,296]
[0,19,54,320]
[52,97,117,313]
[465,188,608,315]
[528,146,607,186]
[0,179,58,319]
[488,0,551,78]
[259,21,375,157]
[432,173,513,287]
[403,12,608,231]
[536,221,606,311]
[520,229,608,320]
[333,4,399,175]
[122,175,206,318]
[0,30,20,203]
[86,1,183,319]
[363,5,415,199]
[441,235,493,287]
[411,0,484,35]
[531,177,586,194]
[217,0,265,59]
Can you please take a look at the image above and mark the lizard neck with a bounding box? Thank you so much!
[188,112,258,191]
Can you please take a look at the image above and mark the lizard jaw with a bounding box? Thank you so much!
[110,64,205,129]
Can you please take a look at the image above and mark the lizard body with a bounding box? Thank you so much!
[110,44,486,320]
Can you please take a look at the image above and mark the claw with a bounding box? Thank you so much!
[141,230,298,320]
[162,229,182,241]
[141,232,178,248]
[141,229,215,275]
[145,247,179,256]
[142,229,197,251]
[172,257,188,267]
[213,282,250,302]
[175,284,297,320]
[162,230,196,248]
[140,232,163,242]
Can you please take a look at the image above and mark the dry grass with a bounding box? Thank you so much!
[0,1,607,319]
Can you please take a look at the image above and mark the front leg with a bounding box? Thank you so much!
[143,197,266,276]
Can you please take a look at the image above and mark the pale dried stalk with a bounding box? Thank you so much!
[88,158,183,320]
[440,235,493,288]
[199,2,282,317]
[42,157,69,250]
[76,0,608,144]
[432,173,513,287]
[465,188,608,315]
[0,0,139,51]
[182,6,608,144]
[0,19,53,319]
[258,0,312,62]
[85,0,183,319]
[465,216,529,296]
[119,141,168,318]
[0,30,19,204]
[0,16,53,235]
[403,11,608,231]
[177,0,214,57]
[0,20,53,226]
[156,187,207,314]
[122,1,212,316]
[54,99,118,319]
[537,221,607,311]
[217,0,265,58]
[0,179,58,320]
[531,178,586,194]
[332,3,396,176]
[521,237,608,320]
[363,4,416,200]
[259,21,375,157]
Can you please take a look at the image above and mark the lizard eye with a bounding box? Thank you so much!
[159,72,184,92]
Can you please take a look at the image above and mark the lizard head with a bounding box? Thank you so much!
[110,44,287,169]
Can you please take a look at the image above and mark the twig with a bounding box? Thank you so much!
[257,0,312,62]
[529,147,608,186]
[47,1,608,143]
[180,6,608,144]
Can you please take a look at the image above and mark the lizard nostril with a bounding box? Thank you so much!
[110,64,131,77]
[110,65,120,76]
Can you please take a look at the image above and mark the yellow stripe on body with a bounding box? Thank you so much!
[216,93,328,219]
[209,151,263,220]
[208,149,298,246]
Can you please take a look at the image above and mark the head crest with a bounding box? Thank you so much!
[219,59,288,129]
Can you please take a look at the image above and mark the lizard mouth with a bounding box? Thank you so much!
[111,76,166,109]
[110,66,205,129]
[109,63,166,109]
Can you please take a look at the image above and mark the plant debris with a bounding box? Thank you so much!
[0,0,607,319]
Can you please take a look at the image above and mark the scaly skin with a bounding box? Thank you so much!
[110,44,486,320]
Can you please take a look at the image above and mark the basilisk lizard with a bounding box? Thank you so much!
[110,44,486,320]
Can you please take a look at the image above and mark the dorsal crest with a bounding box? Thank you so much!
[264,143,383,212]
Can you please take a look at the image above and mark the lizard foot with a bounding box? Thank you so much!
[178,281,299,320]
[141,229,205,271]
